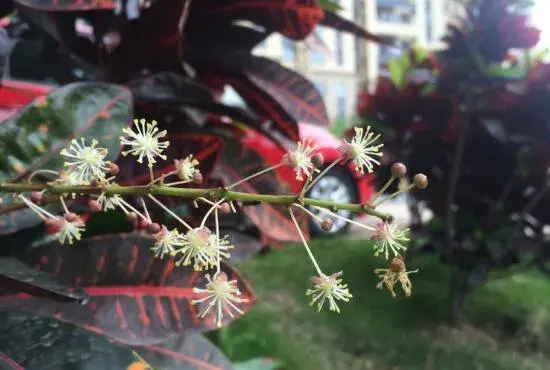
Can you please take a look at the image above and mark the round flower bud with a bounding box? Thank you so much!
[139,219,150,230]
[311,153,324,168]
[219,202,231,215]
[321,218,334,232]
[88,199,102,212]
[65,212,78,222]
[31,191,43,203]
[413,173,428,189]
[147,222,161,234]
[193,172,203,184]
[108,163,120,175]
[391,162,407,178]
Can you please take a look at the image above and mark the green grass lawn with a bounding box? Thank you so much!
[210,236,550,370]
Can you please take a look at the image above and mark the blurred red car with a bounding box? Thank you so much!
[0,80,374,234]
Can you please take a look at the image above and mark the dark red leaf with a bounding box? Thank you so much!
[129,72,262,130]
[198,73,300,142]
[186,23,271,52]
[6,233,255,346]
[0,257,89,304]
[213,136,307,243]
[244,57,329,128]
[135,333,232,370]
[222,229,264,264]
[0,310,153,369]
[13,0,117,11]
[190,0,324,40]
[320,10,390,43]
[0,352,24,370]
[191,54,328,129]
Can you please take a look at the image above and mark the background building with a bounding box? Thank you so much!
[253,0,455,121]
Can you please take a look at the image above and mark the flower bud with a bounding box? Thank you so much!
[88,199,102,212]
[44,218,62,233]
[193,172,203,184]
[311,153,324,168]
[31,191,43,203]
[108,163,120,175]
[413,173,428,189]
[65,212,78,222]
[321,218,333,232]
[139,219,150,230]
[147,222,161,234]
[219,202,231,215]
[391,162,407,178]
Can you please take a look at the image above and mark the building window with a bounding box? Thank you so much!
[425,0,432,42]
[282,37,295,63]
[376,0,415,24]
[378,39,409,68]
[335,32,344,66]
[309,28,327,65]
[315,82,327,101]
[336,83,346,118]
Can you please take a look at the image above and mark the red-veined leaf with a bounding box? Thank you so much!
[222,228,264,264]
[5,233,255,346]
[13,0,117,11]
[197,73,300,142]
[0,257,89,304]
[129,72,262,131]
[135,333,232,370]
[0,82,132,235]
[189,0,324,40]
[191,54,328,130]
[213,136,308,243]
[0,310,153,369]
[244,57,329,128]
[320,11,389,43]
[0,352,24,370]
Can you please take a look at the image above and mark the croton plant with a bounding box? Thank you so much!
[0,0,431,368]
[358,0,550,321]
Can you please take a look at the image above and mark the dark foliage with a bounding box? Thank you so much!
[358,0,550,322]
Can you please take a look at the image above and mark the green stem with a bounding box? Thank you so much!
[0,183,392,221]
[301,158,341,197]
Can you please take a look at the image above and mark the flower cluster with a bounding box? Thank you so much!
[3,119,428,326]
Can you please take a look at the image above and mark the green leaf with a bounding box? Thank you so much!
[0,82,132,235]
[233,358,282,370]
[388,57,409,89]
[411,44,429,64]
[0,82,131,183]
[318,0,342,12]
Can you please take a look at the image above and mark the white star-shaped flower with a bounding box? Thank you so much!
[60,138,109,182]
[282,140,316,181]
[371,222,409,260]
[174,155,200,181]
[174,227,233,271]
[120,118,169,167]
[151,226,185,259]
[340,126,383,175]
[192,272,249,327]
[306,271,352,313]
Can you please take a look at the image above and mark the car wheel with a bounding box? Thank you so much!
[306,165,358,236]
